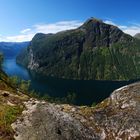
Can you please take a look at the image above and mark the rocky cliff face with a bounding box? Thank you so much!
[79,18,129,47]
[134,33,140,39]
[12,82,140,140]
[27,47,39,70]
[17,18,140,80]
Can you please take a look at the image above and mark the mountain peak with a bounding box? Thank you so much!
[85,17,103,23]
[83,17,103,27]
[81,17,118,31]
[17,17,135,80]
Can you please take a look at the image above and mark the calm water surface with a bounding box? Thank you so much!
[2,58,136,105]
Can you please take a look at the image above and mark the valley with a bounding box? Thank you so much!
[2,57,136,105]
[0,16,140,139]
[1,0,140,139]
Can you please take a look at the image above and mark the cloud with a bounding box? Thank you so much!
[104,20,117,26]
[21,28,31,34]
[6,34,35,42]
[104,20,140,36]
[0,20,83,42]
[34,21,82,34]
[123,25,140,36]
[1,19,140,42]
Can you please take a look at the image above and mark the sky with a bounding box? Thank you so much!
[0,0,140,42]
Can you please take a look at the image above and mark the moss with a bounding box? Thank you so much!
[0,72,28,139]
[95,98,110,109]
[0,104,23,140]
[79,106,93,117]
[62,104,73,112]
[0,105,23,124]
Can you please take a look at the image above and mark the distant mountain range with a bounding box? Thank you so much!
[0,42,29,58]
[17,18,140,80]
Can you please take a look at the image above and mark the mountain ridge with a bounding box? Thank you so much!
[17,18,140,80]
[134,33,140,39]
[0,42,29,58]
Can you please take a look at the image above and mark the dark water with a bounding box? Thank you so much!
[2,58,136,105]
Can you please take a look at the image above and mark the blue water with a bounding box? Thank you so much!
[2,58,136,105]
[2,58,30,80]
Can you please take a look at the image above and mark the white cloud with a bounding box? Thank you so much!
[104,20,140,36]
[123,26,140,36]
[6,34,34,42]
[1,19,140,42]
[0,20,83,42]
[104,20,117,26]
[21,28,31,34]
[34,21,82,34]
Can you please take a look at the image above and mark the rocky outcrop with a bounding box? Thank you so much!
[27,47,39,70]
[0,88,29,140]
[12,82,140,140]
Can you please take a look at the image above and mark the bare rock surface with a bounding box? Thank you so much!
[12,82,140,140]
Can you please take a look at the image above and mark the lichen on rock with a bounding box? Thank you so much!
[11,82,140,140]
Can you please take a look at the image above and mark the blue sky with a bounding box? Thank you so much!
[0,0,140,42]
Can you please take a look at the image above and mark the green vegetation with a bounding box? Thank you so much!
[31,91,77,105]
[91,102,96,107]
[0,104,23,140]
[17,18,140,81]
[0,77,28,140]
[8,76,77,105]
[0,53,3,69]
[0,73,28,140]
[9,76,30,93]
[77,41,140,80]
[0,54,28,139]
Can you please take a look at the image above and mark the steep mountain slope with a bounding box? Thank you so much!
[12,82,140,140]
[17,18,140,80]
[1,50,140,139]
[0,52,29,140]
[134,33,140,39]
[0,42,29,58]
[0,70,29,140]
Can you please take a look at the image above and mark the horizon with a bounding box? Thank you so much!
[0,0,140,42]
